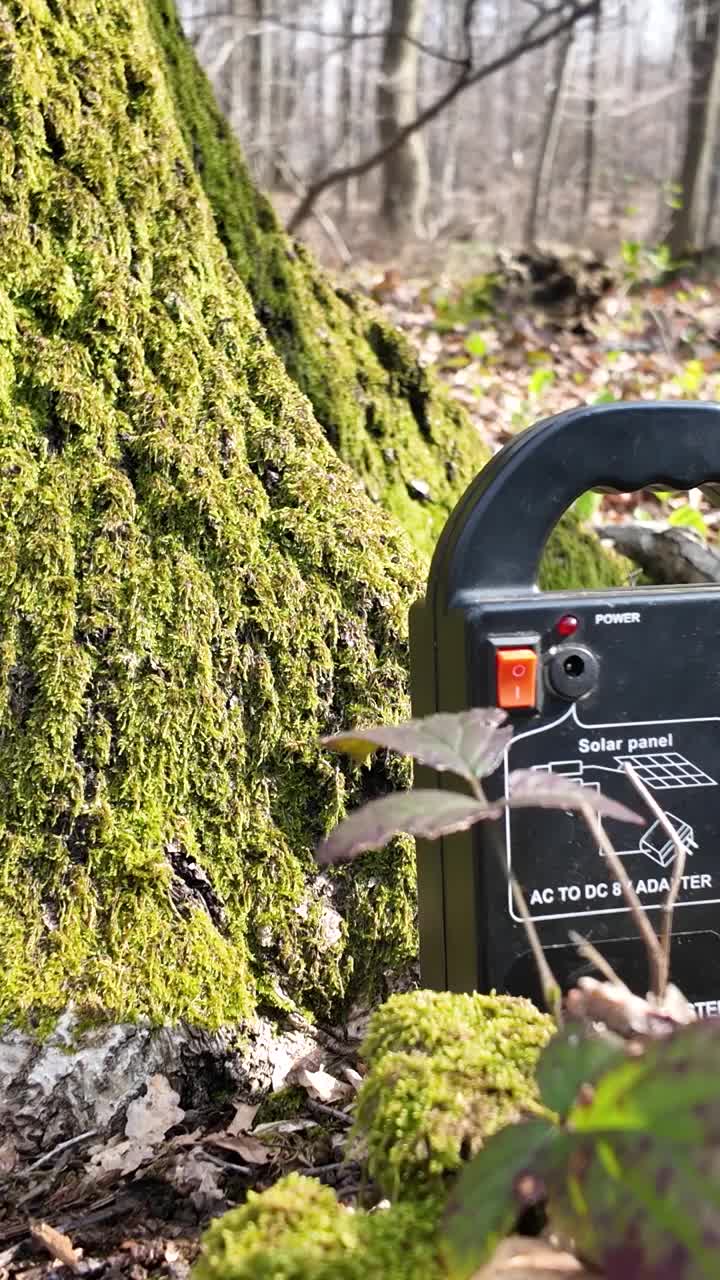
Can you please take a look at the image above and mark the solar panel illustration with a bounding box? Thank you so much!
[614,751,717,790]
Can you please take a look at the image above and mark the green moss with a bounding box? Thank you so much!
[192,1173,443,1280]
[539,511,629,591]
[354,991,554,1199]
[0,0,421,1028]
[0,0,627,1034]
[145,0,486,565]
[254,1085,307,1125]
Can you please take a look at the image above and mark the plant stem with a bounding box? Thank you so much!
[622,762,688,998]
[569,929,628,989]
[581,804,663,997]
[471,776,561,1023]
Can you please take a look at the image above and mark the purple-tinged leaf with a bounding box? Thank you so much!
[443,1118,564,1278]
[508,770,643,826]
[321,708,512,783]
[536,1024,628,1117]
[316,789,501,865]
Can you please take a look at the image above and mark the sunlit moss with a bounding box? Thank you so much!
[193,1173,444,1280]
[354,990,554,1198]
[0,0,625,1031]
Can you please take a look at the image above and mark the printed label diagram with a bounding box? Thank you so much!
[504,705,720,922]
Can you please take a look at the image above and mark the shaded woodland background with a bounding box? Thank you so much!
[177,0,720,267]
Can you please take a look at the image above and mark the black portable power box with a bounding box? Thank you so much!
[410,401,720,1016]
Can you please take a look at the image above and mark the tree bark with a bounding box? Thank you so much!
[524,26,574,248]
[377,0,430,237]
[0,0,623,1152]
[667,0,720,256]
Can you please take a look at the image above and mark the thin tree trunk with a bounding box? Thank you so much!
[524,26,574,248]
[377,0,430,237]
[654,1,685,235]
[340,0,357,220]
[580,2,601,232]
[247,0,272,187]
[667,0,720,257]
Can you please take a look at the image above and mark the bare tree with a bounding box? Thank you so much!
[667,0,720,256]
[580,2,601,230]
[377,0,430,235]
[524,24,574,247]
[248,0,272,187]
[287,0,601,234]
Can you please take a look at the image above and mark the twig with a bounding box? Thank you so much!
[305,1100,354,1127]
[274,156,352,266]
[569,929,629,988]
[622,762,689,998]
[16,1130,98,1179]
[508,870,563,1024]
[298,1159,361,1180]
[200,1151,253,1175]
[581,804,664,996]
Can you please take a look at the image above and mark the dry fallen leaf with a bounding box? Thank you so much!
[30,1223,82,1268]
[87,1074,186,1176]
[473,1236,591,1278]
[341,1066,363,1092]
[0,1139,17,1175]
[296,1065,352,1104]
[206,1133,271,1164]
[227,1102,260,1136]
[125,1074,185,1144]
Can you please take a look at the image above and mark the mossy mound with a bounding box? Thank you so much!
[0,0,626,1034]
[0,0,426,1029]
[354,991,554,1199]
[192,1173,443,1280]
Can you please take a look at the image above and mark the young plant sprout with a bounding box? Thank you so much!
[318,707,689,1011]
[320,709,717,1277]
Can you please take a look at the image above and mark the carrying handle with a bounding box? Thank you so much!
[428,401,720,610]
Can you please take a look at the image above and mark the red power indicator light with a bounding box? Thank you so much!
[556,614,579,638]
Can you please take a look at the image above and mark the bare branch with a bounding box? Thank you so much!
[191,13,473,68]
[286,0,601,234]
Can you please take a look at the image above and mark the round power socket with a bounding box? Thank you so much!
[546,644,599,701]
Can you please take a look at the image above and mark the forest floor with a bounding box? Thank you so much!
[356,247,720,540]
[4,245,720,1280]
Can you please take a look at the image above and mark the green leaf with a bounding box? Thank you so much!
[568,1021,720,1141]
[443,1118,562,1279]
[668,505,707,537]
[316,789,501,865]
[464,332,487,358]
[528,367,554,396]
[508,770,643,826]
[536,1025,628,1116]
[546,1021,720,1273]
[321,709,512,785]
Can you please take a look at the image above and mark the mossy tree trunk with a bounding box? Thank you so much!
[0,0,624,1144]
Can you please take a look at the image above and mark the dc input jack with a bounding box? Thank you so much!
[546,644,599,701]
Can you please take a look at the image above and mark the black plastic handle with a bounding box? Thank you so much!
[428,401,720,609]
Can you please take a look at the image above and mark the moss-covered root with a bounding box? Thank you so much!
[354,991,554,1200]
[539,511,630,591]
[192,1173,444,1280]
